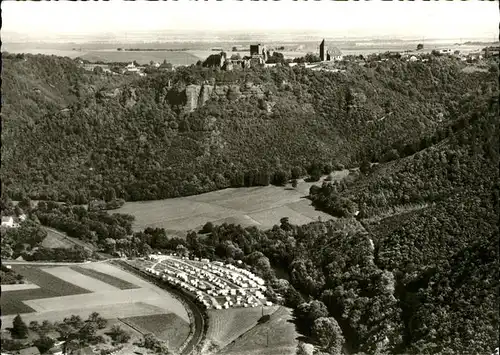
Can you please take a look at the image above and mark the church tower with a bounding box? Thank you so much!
[319,39,326,61]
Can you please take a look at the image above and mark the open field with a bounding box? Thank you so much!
[205,306,280,349]
[0,283,40,291]
[41,226,96,252]
[41,227,74,249]
[121,313,190,349]
[41,266,120,292]
[1,262,191,352]
[219,306,300,355]
[71,266,140,290]
[0,265,92,315]
[79,50,200,65]
[115,173,348,235]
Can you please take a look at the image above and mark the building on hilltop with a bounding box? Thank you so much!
[319,39,343,62]
[249,43,268,64]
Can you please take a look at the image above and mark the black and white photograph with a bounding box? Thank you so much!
[1,1,499,354]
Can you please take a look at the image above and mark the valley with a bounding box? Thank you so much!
[1,18,498,355]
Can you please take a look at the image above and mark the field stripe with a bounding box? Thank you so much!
[1,302,168,329]
[71,266,139,290]
[41,267,119,293]
[1,284,40,291]
[22,287,189,322]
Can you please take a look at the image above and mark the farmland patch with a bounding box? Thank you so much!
[206,306,280,349]
[1,284,40,292]
[0,265,91,316]
[42,267,119,292]
[219,306,299,355]
[40,228,74,249]
[121,313,190,350]
[71,266,140,290]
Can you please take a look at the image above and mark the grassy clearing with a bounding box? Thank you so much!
[41,228,74,249]
[71,266,140,290]
[41,226,96,252]
[0,265,91,316]
[205,306,280,349]
[220,306,299,355]
[121,313,190,350]
[115,176,343,235]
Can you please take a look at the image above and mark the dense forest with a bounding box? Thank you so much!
[2,52,497,202]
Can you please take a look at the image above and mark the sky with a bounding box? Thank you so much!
[2,0,499,41]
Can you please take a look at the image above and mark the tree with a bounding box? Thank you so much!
[104,187,117,202]
[109,325,131,344]
[34,335,55,354]
[273,170,289,186]
[295,300,329,335]
[359,160,372,175]
[41,320,54,333]
[104,238,116,253]
[296,341,312,355]
[96,317,107,330]
[87,312,100,323]
[142,333,171,354]
[12,314,29,338]
[29,320,40,331]
[285,285,304,308]
[312,317,345,354]
[417,43,424,50]
[201,222,214,234]
[78,321,98,343]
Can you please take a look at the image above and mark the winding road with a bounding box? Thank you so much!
[112,260,206,355]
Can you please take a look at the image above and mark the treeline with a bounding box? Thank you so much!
[3,54,497,202]
[34,201,135,245]
[0,264,24,285]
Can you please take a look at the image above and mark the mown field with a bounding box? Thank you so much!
[115,174,346,235]
[0,265,92,315]
[204,306,280,351]
[40,227,74,249]
[71,266,140,290]
[41,226,96,252]
[219,306,299,355]
[121,313,190,350]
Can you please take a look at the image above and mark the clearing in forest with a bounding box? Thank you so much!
[115,172,349,235]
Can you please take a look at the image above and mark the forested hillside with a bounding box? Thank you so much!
[308,93,499,353]
[2,53,497,202]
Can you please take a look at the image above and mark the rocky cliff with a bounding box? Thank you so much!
[183,82,266,112]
